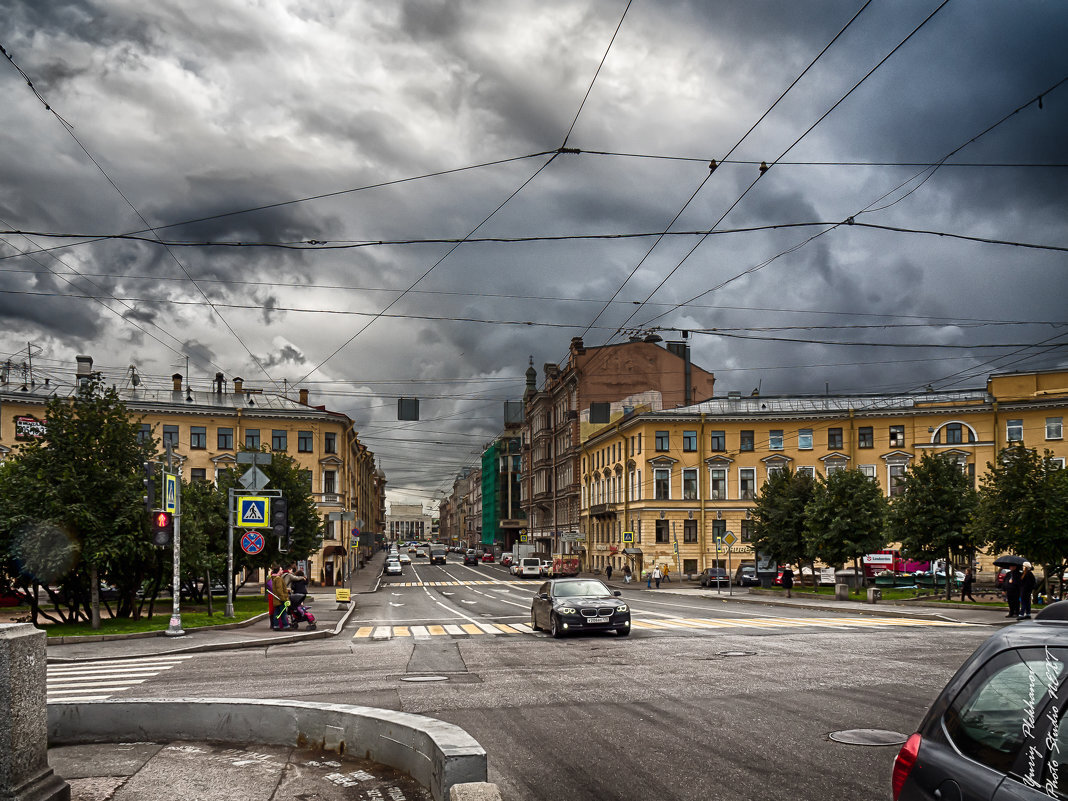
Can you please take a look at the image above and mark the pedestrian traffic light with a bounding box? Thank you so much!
[151,510,173,547]
[143,462,156,514]
[272,497,290,550]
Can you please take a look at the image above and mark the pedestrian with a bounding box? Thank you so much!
[623,564,632,584]
[271,566,292,630]
[606,563,613,581]
[1018,562,1036,620]
[1004,563,1021,618]
[662,564,671,583]
[265,566,276,622]
[289,566,308,608]
[653,565,662,589]
[961,567,976,602]
[781,564,795,598]
[645,568,652,589]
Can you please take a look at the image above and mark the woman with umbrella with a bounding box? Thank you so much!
[1019,562,1036,619]
[994,555,1026,618]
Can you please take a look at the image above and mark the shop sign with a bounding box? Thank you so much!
[14,415,47,440]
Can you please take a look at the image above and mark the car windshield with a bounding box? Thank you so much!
[553,580,610,598]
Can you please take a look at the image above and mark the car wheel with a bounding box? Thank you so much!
[550,614,564,639]
[616,626,630,637]
[530,611,540,631]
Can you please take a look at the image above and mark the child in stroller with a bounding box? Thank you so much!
[288,602,316,630]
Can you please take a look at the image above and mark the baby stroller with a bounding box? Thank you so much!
[289,602,316,630]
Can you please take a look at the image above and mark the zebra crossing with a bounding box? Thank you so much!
[383,580,534,588]
[353,615,969,641]
[47,654,194,702]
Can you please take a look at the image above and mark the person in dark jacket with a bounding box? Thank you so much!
[781,564,795,598]
[1018,562,1036,619]
[961,567,976,602]
[1004,563,1022,618]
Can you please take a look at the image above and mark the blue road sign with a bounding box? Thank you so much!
[241,530,265,555]
[164,473,178,513]
[238,496,269,528]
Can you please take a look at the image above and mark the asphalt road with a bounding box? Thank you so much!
[53,555,998,801]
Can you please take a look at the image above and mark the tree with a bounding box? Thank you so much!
[804,469,889,586]
[887,453,980,599]
[750,468,819,586]
[0,376,155,627]
[970,444,1068,597]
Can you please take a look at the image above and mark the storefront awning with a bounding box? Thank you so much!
[623,548,643,555]
[322,545,347,557]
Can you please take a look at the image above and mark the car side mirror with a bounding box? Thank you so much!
[613,590,622,597]
[538,593,549,601]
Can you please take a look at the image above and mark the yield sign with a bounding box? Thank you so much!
[241,530,265,555]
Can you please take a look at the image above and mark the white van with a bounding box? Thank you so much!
[518,558,542,578]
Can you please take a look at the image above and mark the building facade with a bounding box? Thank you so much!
[481,434,524,550]
[580,368,1068,577]
[385,503,433,541]
[0,356,385,586]
[521,336,716,559]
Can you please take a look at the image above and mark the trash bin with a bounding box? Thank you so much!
[867,587,882,604]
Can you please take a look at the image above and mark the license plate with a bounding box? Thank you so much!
[586,617,609,623]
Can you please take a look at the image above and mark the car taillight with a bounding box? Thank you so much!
[891,733,921,800]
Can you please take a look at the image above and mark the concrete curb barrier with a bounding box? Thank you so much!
[48,698,487,801]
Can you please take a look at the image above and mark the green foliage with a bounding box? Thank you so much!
[888,452,980,564]
[804,469,888,568]
[751,467,817,567]
[970,444,1068,580]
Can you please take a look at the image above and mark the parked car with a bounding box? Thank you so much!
[481,552,495,563]
[530,578,631,638]
[539,559,553,577]
[891,600,1068,800]
[735,565,760,587]
[384,560,403,576]
[518,557,542,578]
[463,551,479,566]
[699,568,730,587]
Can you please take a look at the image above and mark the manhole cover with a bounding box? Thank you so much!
[717,650,756,657]
[829,729,908,746]
[400,675,450,683]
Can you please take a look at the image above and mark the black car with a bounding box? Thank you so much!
[699,568,730,587]
[735,565,760,587]
[530,578,630,638]
[463,551,479,565]
[892,600,1068,800]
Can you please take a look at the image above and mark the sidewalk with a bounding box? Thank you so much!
[589,571,1016,627]
[45,550,388,663]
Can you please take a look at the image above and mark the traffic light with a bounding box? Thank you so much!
[151,510,173,547]
[272,497,291,550]
[143,462,156,514]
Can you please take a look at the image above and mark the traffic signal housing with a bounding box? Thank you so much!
[272,497,291,551]
[143,462,156,514]
[151,510,173,547]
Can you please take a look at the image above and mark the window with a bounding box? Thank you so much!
[1007,419,1023,442]
[739,430,754,452]
[860,464,876,479]
[298,431,313,452]
[889,425,905,447]
[825,462,846,476]
[190,426,206,450]
[889,464,906,497]
[683,558,698,574]
[683,519,697,543]
[190,468,207,482]
[636,433,642,454]
[683,430,697,452]
[945,423,963,444]
[828,427,843,449]
[739,468,756,499]
[682,468,698,500]
[217,427,233,450]
[710,430,725,451]
[245,429,260,449]
[796,466,815,479]
[300,469,313,488]
[323,470,337,495]
[162,425,179,448]
[654,468,671,500]
[138,423,152,444]
[740,519,753,542]
[769,430,783,450]
[709,468,726,499]
[655,431,670,451]
[324,432,337,453]
[858,426,874,449]
[1047,417,1063,440]
[272,430,287,451]
[798,429,813,450]
[655,519,670,544]
[712,519,726,542]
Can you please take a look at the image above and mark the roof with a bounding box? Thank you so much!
[664,388,991,417]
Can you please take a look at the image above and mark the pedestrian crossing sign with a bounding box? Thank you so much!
[623,531,634,543]
[238,496,269,528]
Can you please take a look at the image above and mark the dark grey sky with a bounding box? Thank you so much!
[1,0,1066,505]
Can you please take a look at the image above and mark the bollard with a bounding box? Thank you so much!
[867,587,882,604]
[0,624,70,801]
[835,583,850,601]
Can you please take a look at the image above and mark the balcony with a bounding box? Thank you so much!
[589,503,616,519]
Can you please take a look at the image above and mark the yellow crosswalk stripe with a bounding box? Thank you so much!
[461,623,485,635]
[427,625,446,635]
[354,626,373,638]
[394,626,410,636]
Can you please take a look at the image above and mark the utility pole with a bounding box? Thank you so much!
[164,442,184,636]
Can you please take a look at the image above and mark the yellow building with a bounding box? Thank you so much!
[0,356,385,586]
[580,368,1068,577]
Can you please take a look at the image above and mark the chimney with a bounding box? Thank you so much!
[76,355,93,383]
[233,377,244,393]
[299,388,309,405]
[215,372,225,394]
[171,373,183,391]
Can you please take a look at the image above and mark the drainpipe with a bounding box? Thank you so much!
[699,412,706,572]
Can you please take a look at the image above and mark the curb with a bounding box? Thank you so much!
[48,697,488,801]
[45,611,272,645]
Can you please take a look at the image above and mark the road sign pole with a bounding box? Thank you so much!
[164,443,184,636]
[225,488,235,618]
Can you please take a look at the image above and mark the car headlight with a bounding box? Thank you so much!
[616,604,628,613]
[558,606,577,615]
